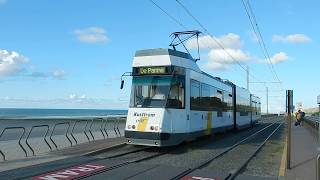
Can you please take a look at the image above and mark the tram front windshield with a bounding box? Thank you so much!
[130,75,185,108]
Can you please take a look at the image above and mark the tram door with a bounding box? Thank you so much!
[189,80,203,134]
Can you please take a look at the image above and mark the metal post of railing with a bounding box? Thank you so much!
[103,117,109,138]
[84,120,92,141]
[71,119,89,144]
[94,118,106,139]
[286,90,293,169]
[88,119,95,141]
[317,154,320,180]
[116,117,121,136]
[113,117,119,137]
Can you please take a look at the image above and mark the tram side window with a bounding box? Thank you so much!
[190,80,201,110]
[216,90,223,117]
[201,84,211,111]
[239,96,249,116]
[167,78,185,109]
[223,92,232,111]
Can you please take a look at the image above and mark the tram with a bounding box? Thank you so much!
[122,48,261,146]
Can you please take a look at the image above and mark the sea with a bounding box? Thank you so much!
[0,108,128,119]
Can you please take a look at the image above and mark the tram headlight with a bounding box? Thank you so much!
[132,125,136,129]
[127,125,132,129]
[154,126,159,131]
[150,126,154,130]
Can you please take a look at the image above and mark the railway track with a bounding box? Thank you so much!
[88,144,152,159]
[17,118,283,180]
[171,119,283,180]
[75,118,283,180]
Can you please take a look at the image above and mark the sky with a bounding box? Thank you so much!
[0,0,319,112]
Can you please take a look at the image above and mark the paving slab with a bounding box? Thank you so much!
[285,122,319,180]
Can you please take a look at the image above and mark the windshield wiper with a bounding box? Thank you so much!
[135,94,144,105]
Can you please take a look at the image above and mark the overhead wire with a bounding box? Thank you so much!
[175,0,263,83]
[149,0,231,71]
[150,0,285,112]
[241,0,284,108]
[149,0,188,30]
[149,0,274,86]
[241,0,282,88]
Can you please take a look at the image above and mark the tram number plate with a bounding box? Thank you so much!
[136,118,146,123]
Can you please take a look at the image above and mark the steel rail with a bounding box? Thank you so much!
[171,118,282,180]
[21,117,273,179]
[227,122,283,180]
[79,120,281,180]
[25,125,51,156]
[75,149,169,180]
[100,146,152,159]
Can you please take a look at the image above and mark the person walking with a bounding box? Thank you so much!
[295,110,303,126]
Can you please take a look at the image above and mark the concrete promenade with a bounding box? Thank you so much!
[285,121,319,180]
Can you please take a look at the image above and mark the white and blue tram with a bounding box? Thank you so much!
[124,48,261,146]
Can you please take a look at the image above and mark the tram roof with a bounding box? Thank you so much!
[134,48,258,98]
[135,48,193,60]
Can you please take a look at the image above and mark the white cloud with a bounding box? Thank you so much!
[53,69,65,79]
[268,52,289,64]
[186,33,243,50]
[69,94,87,101]
[272,34,311,43]
[203,61,228,71]
[204,48,252,71]
[185,33,251,71]
[74,27,109,43]
[208,49,251,64]
[0,49,29,77]
[69,94,77,100]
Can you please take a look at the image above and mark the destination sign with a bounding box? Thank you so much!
[138,67,167,75]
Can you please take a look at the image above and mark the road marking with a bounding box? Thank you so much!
[32,163,106,180]
[181,176,222,180]
[278,136,287,177]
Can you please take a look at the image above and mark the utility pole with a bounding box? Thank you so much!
[249,81,282,115]
[246,65,249,91]
[286,90,293,169]
[266,86,269,114]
